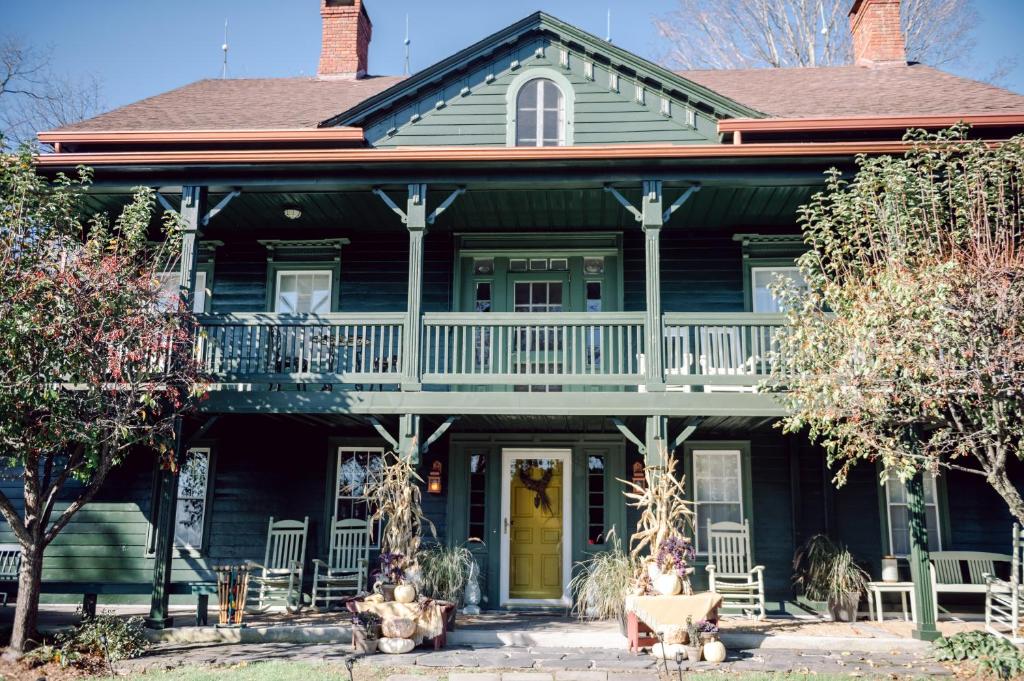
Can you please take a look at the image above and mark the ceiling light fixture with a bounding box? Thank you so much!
[283,206,302,220]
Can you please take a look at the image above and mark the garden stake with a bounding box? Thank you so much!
[99,632,116,677]
[345,654,356,681]
[674,649,684,681]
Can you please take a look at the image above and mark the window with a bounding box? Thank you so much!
[692,450,744,553]
[174,448,211,550]
[587,454,606,545]
[884,472,943,557]
[275,271,332,314]
[157,270,208,313]
[336,447,384,547]
[751,266,807,313]
[515,78,565,147]
[468,454,488,542]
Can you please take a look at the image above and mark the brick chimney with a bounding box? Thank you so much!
[849,0,906,67]
[318,0,372,80]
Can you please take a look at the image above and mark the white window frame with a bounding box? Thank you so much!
[174,447,211,551]
[884,472,943,558]
[692,449,744,555]
[506,70,575,147]
[750,266,806,313]
[515,78,566,147]
[335,447,385,549]
[274,269,333,315]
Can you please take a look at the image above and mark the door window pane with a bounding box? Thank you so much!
[751,267,807,313]
[587,454,606,545]
[885,472,942,556]
[693,451,743,552]
[336,448,384,548]
[174,448,211,550]
[276,271,332,314]
[468,454,488,542]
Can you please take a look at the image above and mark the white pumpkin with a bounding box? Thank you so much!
[393,584,417,604]
[651,642,687,660]
[654,572,682,596]
[377,637,415,654]
[703,640,727,663]
[381,617,417,639]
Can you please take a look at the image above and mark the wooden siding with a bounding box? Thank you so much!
[366,36,717,148]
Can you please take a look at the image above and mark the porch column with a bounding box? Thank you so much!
[641,180,665,392]
[644,415,669,468]
[398,413,422,464]
[146,185,206,630]
[403,184,428,391]
[146,418,184,629]
[906,471,939,641]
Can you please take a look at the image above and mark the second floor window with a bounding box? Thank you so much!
[516,78,565,147]
[751,266,807,313]
[275,271,332,314]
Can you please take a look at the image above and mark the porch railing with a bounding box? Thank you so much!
[196,313,405,383]
[420,312,646,386]
[662,313,786,388]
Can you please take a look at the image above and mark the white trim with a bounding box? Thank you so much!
[499,448,573,607]
[692,449,744,555]
[274,269,334,314]
[506,69,575,147]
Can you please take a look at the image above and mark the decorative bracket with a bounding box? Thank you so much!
[372,188,408,222]
[155,188,241,227]
[372,186,466,226]
[366,415,459,456]
[604,185,643,223]
[367,416,399,450]
[612,418,647,455]
[428,188,466,225]
[603,183,701,225]
[662,185,700,224]
[612,416,705,457]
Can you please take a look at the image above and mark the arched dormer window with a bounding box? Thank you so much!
[515,78,566,147]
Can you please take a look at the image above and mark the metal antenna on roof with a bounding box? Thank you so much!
[221,20,229,79]
[404,14,411,76]
[606,8,612,43]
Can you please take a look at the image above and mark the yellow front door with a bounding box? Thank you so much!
[508,458,563,600]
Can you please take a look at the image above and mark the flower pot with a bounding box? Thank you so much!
[685,644,702,662]
[881,557,899,583]
[444,604,458,632]
[700,632,719,644]
[828,592,860,622]
[352,624,379,654]
[381,583,397,602]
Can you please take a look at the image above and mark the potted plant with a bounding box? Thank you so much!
[684,616,702,662]
[351,611,382,654]
[418,542,475,630]
[568,532,635,635]
[793,534,869,622]
[376,552,405,602]
[696,618,719,644]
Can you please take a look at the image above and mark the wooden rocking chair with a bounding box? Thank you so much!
[311,518,370,609]
[248,516,309,613]
[986,523,1023,644]
[706,519,766,620]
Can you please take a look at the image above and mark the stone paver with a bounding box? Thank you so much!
[501,673,554,681]
[553,671,607,681]
[449,673,501,681]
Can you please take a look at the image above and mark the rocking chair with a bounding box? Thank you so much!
[248,516,309,613]
[986,523,1023,643]
[706,519,766,620]
[311,518,370,609]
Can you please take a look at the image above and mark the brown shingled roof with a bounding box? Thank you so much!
[54,76,405,132]
[680,64,1024,118]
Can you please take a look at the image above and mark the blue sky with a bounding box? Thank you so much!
[5,0,1023,114]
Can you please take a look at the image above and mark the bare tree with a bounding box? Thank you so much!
[656,0,977,70]
[0,36,103,148]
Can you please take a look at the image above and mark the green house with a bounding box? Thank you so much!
[25,0,1024,630]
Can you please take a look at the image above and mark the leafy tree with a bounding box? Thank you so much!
[0,149,205,655]
[773,126,1024,526]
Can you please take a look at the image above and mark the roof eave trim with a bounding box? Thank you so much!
[37,128,366,146]
[719,113,1024,134]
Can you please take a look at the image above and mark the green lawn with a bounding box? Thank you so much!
[107,663,931,681]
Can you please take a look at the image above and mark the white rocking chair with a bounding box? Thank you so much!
[248,516,309,613]
[986,523,1023,644]
[706,519,766,620]
[311,518,370,609]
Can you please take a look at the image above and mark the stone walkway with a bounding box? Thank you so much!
[121,643,954,679]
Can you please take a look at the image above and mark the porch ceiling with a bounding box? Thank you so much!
[83,184,819,234]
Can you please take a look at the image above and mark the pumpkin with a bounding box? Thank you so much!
[377,637,415,654]
[393,584,417,604]
[663,625,687,645]
[381,617,416,639]
[651,642,686,660]
[703,640,727,663]
[654,572,682,596]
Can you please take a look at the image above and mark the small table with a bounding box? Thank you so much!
[866,581,917,623]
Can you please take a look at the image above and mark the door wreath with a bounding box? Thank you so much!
[518,463,555,514]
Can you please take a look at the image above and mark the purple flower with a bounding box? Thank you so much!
[655,536,696,577]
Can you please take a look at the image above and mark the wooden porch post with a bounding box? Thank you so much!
[146,185,206,629]
[398,413,421,465]
[906,471,940,641]
[644,415,669,468]
[641,180,665,392]
[403,184,428,391]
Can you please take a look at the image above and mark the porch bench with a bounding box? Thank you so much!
[0,544,21,606]
[39,581,217,624]
[930,551,1012,614]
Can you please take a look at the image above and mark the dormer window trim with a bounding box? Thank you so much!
[506,69,575,147]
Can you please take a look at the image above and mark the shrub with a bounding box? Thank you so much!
[933,631,1024,680]
[569,532,635,621]
[418,543,474,604]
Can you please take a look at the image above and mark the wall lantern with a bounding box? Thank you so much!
[427,461,443,494]
[631,461,646,488]
[283,205,302,220]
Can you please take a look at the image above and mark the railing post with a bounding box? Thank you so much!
[642,180,666,391]
[907,469,940,641]
[403,184,427,391]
